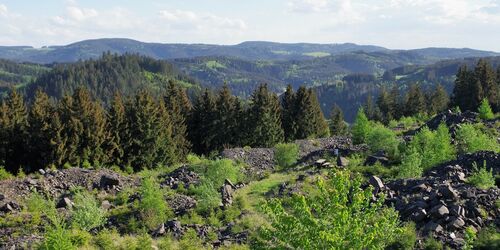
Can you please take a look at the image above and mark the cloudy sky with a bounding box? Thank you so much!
[1,0,500,51]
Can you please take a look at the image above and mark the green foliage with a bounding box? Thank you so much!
[329,104,348,136]
[25,192,50,227]
[423,237,443,250]
[468,162,496,189]
[387,222,417,250]
[366,123,399,159]
[478,98,495,119]
[397,146,423,178]
[192,159,243,212]
[71,191,106,231]
[0,166,12,180]
[407,123,456,171]
[464,226,477,250]
[455,123,500,153]
[473,226,500,250]
[39,223,75,250]
[273,143,299,169]
[352,107,372,144]
[257,171,402,249]
[138,177,171,230]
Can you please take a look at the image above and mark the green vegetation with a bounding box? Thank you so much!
[455,124,500,153]
[397,146,423,178]
[467,162,496,189]
[273,143,299,169]
[478,98,495,120]
[366,123,400,159]
[303,52,330,57]
[71,191,106,231]
[352,107,372,144]
[256,171,402,249]
[138,177,171,230]
[473,226,500,249]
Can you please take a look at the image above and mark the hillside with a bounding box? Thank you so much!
[0,59,49,95]
[21,53,198,104]
[0,38,498,64]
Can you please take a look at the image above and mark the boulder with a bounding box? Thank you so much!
[57,197,74,209]
[369,176,384,195]
[101,200,112,210]
[430,204,449,219]
[336,156,349,167]
[448,217,465,229]
[424,221,444,233]
[439,185,459,200]
[167,194,197,215]
[221,179,235,207]
[99,174,120,189]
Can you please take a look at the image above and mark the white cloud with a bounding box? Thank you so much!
[0,4,7,17]
[287,0,330,13]
[158,9,246,30]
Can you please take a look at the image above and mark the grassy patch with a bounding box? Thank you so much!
[303,52,331,57]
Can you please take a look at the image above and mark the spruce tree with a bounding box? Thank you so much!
[164,81,191,160]
[281,85,297,142]
[107,92,127,167]
[478,98,494,120]
[404,84,427,116]
[451,65,473,111]
[329,104,348,136]
[27,90,57,169]
[294,87,329,139]
[1,89,28,173]
[474,59,499,111]
[213,84,241,150]
[364,95,378,121]
[376,88,394,123]
[428,84,449,115]
[189,89,217,154]
[246,84,284,147]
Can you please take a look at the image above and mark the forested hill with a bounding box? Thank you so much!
[0,38,498,64]
[0,59,49,94]
[22,53,198,104]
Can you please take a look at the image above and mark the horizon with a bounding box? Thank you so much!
[2,37,500,53]
[1,0,500,51]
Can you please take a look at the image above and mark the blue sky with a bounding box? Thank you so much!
[1,0,500,51]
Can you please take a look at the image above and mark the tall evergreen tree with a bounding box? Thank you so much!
[164,81,192,160]
[189,89,217,154]
[213,84,241,150]
[329,104,348,136]
[389,86,402,120]
[404,84,427,116]
[281,85,297,142]
[0,89,28,172]
[451,65,473,111]
[294,87,329,139]
[376,88,395,123]
[246,84,284,147]
[428,84,449,115]
[107,92,128,167]
[474,59,499,111]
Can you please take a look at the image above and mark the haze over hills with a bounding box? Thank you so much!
[0,38,499,64]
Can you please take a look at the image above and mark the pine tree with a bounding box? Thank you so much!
[189,89,217,154]
[281,85,297,142]
[329,104,348,136]
[364,95,378,121]
[376,88,394,123]
[389,86,402,120]
[428,84,449,115]
[451,65,473,111]
[164,81,191,160]
[246,84,284,147]
[404,84,427,116]
[294,87,329,139]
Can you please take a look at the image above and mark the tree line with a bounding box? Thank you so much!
[0,82,329,174]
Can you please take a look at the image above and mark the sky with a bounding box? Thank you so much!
[1,0,500,51]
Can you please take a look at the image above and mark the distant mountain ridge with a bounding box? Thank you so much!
[0,38,498,64]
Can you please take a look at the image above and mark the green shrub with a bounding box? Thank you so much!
[387,222,417,249]
[178,228,205,250]
[71,191,106,231]
[0,166,13,180]
[25,192,50,227]
[478,98,495,120]
[352,107,372,144]
[397,146,423,178]
[468,162,496,189]
[366,123,400,159]
[423,237,443,250]
[257,171,402,249]
[408,123,455,170]
[136,233,154,250]
[464,226,477,250]
[138,177,171,230]
[39,223,75,250]
[455,124,500,153]
[274,143,299,168]
[474,226,500,250]
[93,229,118,250]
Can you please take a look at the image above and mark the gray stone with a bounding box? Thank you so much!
[448,217,465,229]
[38,169,46,175]
[101,200,112,210]
[336,156,349,167]
[424,221,444,233]
[369,176,384,192]
[439,185,458,200]
[0,193,4,201]
[57,197,73,208]
[410,208,427,222]
[430,204,449,218]
[99,174,120,189]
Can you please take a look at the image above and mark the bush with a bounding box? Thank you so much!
[474,226,500,249]
[352,107,372,144]
[408,123,455,170]
[366,124,400,159]
[455,124,500,153]
[478,98,495,120]
[423,237,443,250]
[71,191,106,231]
[138,177,171,230]
[39,223,75,250]
[397,146,423,178]
[274,143,299,168]
[468,162,496,189]
[256,171,402,249]
[25,192,50,227]
[0,166,13,180]
[387,222,417,250]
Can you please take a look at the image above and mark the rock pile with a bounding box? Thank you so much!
[160,166,200,189]
[413,110,479,134]
[375,155,500,249]
[221,147,275,178]
[167,194,197,215]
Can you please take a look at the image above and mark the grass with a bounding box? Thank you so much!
[303,52,331,57]
[235,172,296,209]
[205,60,226,69]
